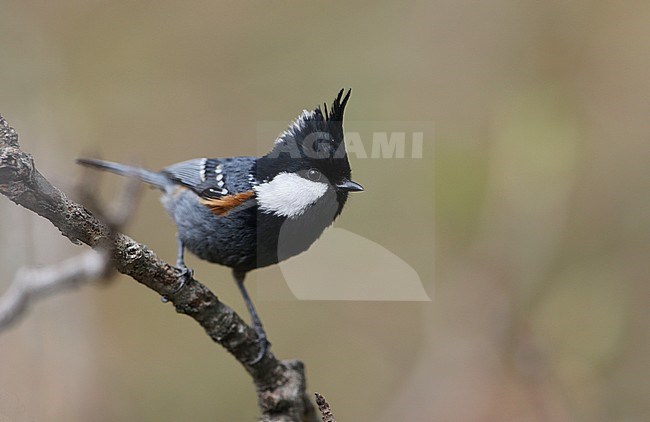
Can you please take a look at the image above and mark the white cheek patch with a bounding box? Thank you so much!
[254,172,328,218]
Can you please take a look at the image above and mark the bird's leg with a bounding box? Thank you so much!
[174,234,194,288]
[161,234,193,302]
[233,270,269,364]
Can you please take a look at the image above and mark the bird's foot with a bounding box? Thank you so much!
[161,266,194,303]
[248,328,270,365]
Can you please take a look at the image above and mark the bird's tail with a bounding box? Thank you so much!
[76,158,169,189]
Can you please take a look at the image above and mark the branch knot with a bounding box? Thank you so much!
[0,114,19,147]
[0,147,35,199]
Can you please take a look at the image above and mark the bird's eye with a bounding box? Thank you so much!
[307,168,321,181]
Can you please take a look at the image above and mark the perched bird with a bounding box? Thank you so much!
[78,89,363,363]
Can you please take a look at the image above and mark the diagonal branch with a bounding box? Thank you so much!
[1,163,139,331]
[0,250,109,330]
[0,114,317,422]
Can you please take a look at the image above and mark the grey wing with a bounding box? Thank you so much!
[162,158,227,198]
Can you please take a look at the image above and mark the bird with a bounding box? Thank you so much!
[77,89,363,363]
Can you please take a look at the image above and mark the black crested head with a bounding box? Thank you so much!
[258,89,353,185]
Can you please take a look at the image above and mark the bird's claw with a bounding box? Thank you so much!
[248,334,269,365]
[161,266,194,303]
[178,266,194,287]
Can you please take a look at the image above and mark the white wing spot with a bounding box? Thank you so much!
[199,158,207,182]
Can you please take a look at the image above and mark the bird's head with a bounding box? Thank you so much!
[255,89,363,219]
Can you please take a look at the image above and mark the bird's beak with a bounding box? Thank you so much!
[336,179,364,192]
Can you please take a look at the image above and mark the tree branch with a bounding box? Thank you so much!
[0,250,108,330]
[315,393,336,422]
[0,114,317,422]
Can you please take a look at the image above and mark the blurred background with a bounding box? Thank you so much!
[1,1,649,421]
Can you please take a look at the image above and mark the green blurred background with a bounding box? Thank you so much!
[1,1,649,421]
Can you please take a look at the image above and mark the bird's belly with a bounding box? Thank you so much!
[164,189,337,272]
[162,189,254,269]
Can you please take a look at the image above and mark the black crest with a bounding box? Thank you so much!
[266,89,352,163]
